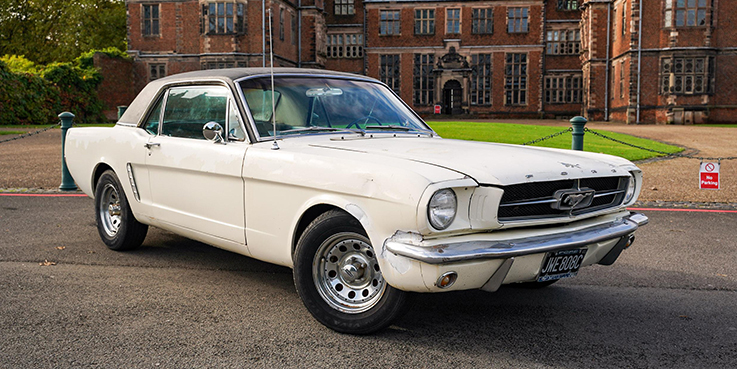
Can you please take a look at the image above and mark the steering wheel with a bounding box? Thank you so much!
[345,116,382,129]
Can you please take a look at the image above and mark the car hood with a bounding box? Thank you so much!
[310,136,635,185]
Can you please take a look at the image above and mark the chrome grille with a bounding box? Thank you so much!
[497,177,628,221]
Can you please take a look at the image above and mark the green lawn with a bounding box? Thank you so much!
[700,124,737,128]
[0,123,115,129]
[0,131,26,136]
[426,121,683,161]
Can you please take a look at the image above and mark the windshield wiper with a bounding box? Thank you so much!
[364,125,434,134]
[279,126,354,135]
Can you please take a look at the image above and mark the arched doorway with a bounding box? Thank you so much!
[442,80,463,115]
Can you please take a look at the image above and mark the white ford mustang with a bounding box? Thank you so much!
[65,68,648,334]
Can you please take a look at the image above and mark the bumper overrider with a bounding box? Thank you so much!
[382,212,648,293]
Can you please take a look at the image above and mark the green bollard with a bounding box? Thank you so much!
[570,116,587,151]
[59,112,78,191]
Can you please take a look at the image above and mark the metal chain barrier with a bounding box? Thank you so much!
[584,127,737,162]
[0,124,59,144]
[522,127,573,146]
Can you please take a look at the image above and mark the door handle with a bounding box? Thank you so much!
[144,142,161,149]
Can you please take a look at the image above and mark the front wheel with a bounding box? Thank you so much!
[94,170,148,251]
[293,210,410,334]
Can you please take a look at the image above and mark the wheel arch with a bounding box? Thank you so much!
[291,204,353,258]
[92,162,114,197]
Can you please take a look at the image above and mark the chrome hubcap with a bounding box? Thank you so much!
[99,184,122,237]
[313,233,386,314]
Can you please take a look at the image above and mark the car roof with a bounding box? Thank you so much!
[118,68,379,126]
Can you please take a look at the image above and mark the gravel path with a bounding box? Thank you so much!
[1,123,735,203]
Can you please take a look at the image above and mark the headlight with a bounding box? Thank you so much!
[428,189,457,230]
[624,173,636,203]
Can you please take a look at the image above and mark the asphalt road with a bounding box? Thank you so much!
[1,196,735,368]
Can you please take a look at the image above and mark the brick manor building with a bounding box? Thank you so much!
[118,0,737,123]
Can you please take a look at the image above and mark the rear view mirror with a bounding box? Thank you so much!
[203,121,224,143]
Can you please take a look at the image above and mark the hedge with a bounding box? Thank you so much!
[0,49,129,125]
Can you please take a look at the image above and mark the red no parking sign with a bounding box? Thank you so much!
[700,162,720,190]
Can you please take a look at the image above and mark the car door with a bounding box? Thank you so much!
[144,84,248,245]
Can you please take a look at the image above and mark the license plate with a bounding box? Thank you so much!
[537,248,587,282]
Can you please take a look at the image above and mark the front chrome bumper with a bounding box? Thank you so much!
[385,212,649,265]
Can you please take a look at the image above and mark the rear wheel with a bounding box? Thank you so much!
[293,210,410,334]
[94,170,148,251]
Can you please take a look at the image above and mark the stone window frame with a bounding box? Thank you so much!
[619,60,625,99]
[507,7,529,34]
[664,0,708,28]
[621,2,626,37]
[380,10,401,36]
[149,63,166,81]
[202,1,246,35]
[557,1,580,11]
[544,74,583,104]
[414,8,436,35]
[659,55,715,95]
[546,28,581,55]
[379,54,401,95]
[504,53,528,106]
[142,4,160,37]
[327,33,364,59]
[413,54,435,106]
[335,0,355,16]
[471,54,492,106]
[472,8,493,35]
[446,8,461,35]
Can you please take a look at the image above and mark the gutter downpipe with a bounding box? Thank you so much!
[363,6,368,74]
[636,0,643,123]
[262,0,266,67]
[298,0,302,68]
[604,1,612,121]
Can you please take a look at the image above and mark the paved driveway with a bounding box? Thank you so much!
[1,196,735,368]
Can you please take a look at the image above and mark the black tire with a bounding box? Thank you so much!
[94,170,148,251]
[293,210,410,334]
[511,279,559,289]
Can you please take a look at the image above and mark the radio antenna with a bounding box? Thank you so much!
[268,8,279,150]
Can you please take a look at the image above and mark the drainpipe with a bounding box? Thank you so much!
[262,0,266,67]
[636,0,643,123]
[363,6,367,75]
[604,1,612,121]
[298,0,302,68]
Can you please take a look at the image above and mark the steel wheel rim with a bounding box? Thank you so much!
[99,183,122,237]
[313,233,386,314]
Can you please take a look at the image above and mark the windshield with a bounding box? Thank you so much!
[238,76,432,139]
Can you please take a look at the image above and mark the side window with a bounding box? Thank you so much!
[161,86,228,139]
[227,100,246,141]
[143,96,163,135]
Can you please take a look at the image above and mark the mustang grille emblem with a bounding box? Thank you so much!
[552,188,596,211]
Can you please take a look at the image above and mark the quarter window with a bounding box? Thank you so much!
[414,9,435,35]
[161,86,229,140]
[665,0,708,27]
[380,10,401,35]
[142,4,160,36]
[446,8,460,34]
[472,8,493,35]
[505,53,527,105]
[508,7,529,33]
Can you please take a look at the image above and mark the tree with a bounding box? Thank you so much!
[0,0,126,64]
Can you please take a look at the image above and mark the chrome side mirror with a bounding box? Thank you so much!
[203,121,224,143]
